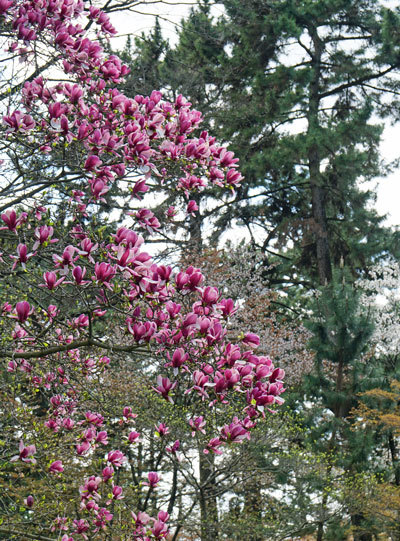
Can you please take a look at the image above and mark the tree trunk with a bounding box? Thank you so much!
[199,450,219,541]
[242,473,263,541]
[307,26,332,286]
[389,432,400,486]
[316,521,324,541]
[187,193,203,254]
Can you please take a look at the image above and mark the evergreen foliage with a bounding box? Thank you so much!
[121,2,400,538]
[121,0,400,286]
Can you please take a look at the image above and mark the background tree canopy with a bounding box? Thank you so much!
[2,0,400,540]
[115,1,400,539]
[121,0,400,285]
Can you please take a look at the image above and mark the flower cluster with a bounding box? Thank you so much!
[0,0,285,538]
[2,1,242,225]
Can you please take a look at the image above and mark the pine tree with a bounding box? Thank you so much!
[119,3,400,538]
[296,270,391,540]
[123,0,400,286]
[120,17,169,98]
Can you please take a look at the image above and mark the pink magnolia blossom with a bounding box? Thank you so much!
[40,271,65,290]
[131,511,151,527]
[102,466,114,482]
[3,110,35,132]
[146,471,160,488]
[47,305,59,320]
[220,419,250,443]
[189,416,206,436]
[128,430,140,443]
[135,208,161,234]
[131,178,149,200]
[1,209,27,232]
[33,225,57,249]
[10,244,34,270]
[72,265,88,285]
[166,206,177,219]
[94,262,115,285]
[73,518,89,539]
[166,440,182,461]
[152,519,169,538]
[111,485,123,500]
[25,495,34,507]
[153,376,177,403]
[166,348,188,374]
[15,301,33,323]
[204,437,224,455]
[53,246,77,274]
[155,423,169,437]
[107,450,126,467]
[201,286,219,305]
[11,440,36,463]
[93,507,113,532]
[80,476,102,501]
[186,200,199,216]
[242,332,260,348]
[219,298,237,317]
[76,441,90,456]
[49,460,64,473]
[62,418,74,430]
[78,238,98,262]
[122,406,137,422]
[95,430,108,445]
[0,0,12,15]
[84,411,104,426]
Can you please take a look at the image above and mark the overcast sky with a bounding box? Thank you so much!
[109,1,400,229]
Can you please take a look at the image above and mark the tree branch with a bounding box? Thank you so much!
[0,528,56,541]
[0,337,149,359]
[319,65,396,99]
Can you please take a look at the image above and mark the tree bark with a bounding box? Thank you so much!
[307,26,332,286]
[199,450,219,541]
[242,474,263,541]
[388,432,400,486]
[187,193,203,254]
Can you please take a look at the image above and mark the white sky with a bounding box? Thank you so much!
[109,1,400,229]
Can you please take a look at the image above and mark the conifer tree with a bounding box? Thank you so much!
[118,2,400,538]
[123,0,400,285]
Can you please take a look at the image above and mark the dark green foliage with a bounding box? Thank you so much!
[120,0,400,287]
[115,2,400,538]
[120,18,169,98]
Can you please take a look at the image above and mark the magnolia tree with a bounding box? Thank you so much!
[0,2,285,540]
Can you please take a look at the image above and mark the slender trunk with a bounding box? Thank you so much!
[388,432,400,486]
[187,193,203,254]
[333,353,348,418]
[167,463,179,515]
[388,432,400,541]
[316,518,324,541]
[308,27,332,286]
[199,450,219,541]
[242,474,263,541]
[337,356,372,540]
[317,350,346,541]
[316,431,336,541]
